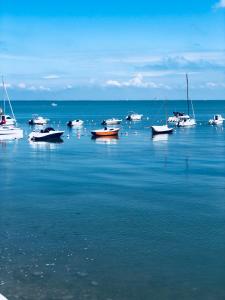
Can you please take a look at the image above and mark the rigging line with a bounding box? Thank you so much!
[2,77,16,122]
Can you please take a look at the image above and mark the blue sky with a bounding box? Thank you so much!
[0,0,225,100]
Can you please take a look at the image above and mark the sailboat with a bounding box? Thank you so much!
[151,100,173,135]
[176,74,196,127]
[0,77,23,140]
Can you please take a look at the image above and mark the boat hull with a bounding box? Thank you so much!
[29,131,64,141]
[177,119,196,127]
[0,126,23,140]
[67,120,84,127]
[102,119,122,125]
[126,114,143,121]
[91,129,119,137]
[151,126,173,135]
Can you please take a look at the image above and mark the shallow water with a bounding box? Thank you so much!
[0,101,225,300]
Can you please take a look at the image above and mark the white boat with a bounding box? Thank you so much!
[51,102,58,107]
[152,100,173,135]
[0,125,23,140]
[0,293,8,300]
[176,74,196,127]
[0,77,23,140]
[126,112,143,121]
[177,116,196,127]
[168,112,188,123]
[29,115,49,125]
[102,118,122,125]
[208,114,224,125]
[152,125,173,135]
[0,114,16,125]
[29,127,64,141]
[67,119,84,127]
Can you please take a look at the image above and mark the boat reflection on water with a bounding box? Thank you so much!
[92,136,119,145]
[29,138,63,150]
[152,133,169,143]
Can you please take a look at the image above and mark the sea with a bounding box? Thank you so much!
[0,100,225,300]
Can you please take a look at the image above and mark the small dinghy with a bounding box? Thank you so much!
[151,125,173,135]
[29,115,49,125]
[67,119,84,127]
[126,112,143,121]
[29,127,64,141]
[208,114,224,125]
[91,127,120,137]
[101,118,122,125]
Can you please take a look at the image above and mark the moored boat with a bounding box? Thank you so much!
[126,112,143,121]
[28,116,49,125]
[101,118,122,125]
[91,127,120,137]
[151,125,173,135]
[0,125,23,140]
[0,77,23,140]
[208,114,224,125]
[168,112,187,123]
[177,116,196,127]
[67,119,84,127]
[29,127,64,141]
[0,114,16,125]
[176,74,196,127]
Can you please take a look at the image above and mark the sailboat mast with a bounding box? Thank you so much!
[2,77,16,122]
[186,74,190,116]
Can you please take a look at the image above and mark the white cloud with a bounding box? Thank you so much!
[28,86,37,91]
[214,0,225,8]
[43,74,60,79]
[106,80,122,87]
[204,82,225,89]
[39,85,51,91]
[105,74,171,89]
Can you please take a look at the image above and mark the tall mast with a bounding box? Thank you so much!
[186,73,190,116]
[2,76,16,122]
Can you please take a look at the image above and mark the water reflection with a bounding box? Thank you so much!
[152,133,169,142]
[92,136,119,145]
[29,138,63,150]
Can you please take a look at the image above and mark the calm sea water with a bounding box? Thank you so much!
[0,101,225,300]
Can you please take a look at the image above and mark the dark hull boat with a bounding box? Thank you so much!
[29,127,64,141]
[151,125,173,135]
